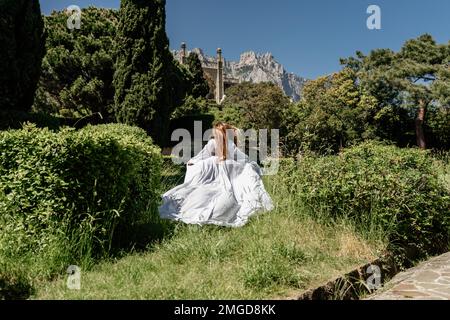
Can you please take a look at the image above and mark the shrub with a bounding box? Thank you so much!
[278,141,450,260]
[0,123,162,289]
[0,259,35,300]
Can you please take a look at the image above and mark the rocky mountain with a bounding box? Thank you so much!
[173,48,308,101]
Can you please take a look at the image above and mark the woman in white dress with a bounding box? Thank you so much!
[159,122,274,227]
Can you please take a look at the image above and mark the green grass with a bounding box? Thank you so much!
[31,160,387,300]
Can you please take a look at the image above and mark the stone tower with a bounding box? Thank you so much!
[180,42,187,65]
[177,43,232,104]
[216,48,224,105]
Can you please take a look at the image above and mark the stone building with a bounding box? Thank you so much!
[179,43,239,105]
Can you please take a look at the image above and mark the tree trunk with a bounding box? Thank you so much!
[415,100,427,149]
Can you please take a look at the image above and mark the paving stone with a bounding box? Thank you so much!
[393,283,419,291]
[417,282,445,290]
[415,270,440,282]
[366,252,450,300]
[437,279,450,285]
[414,297,446,300]
[391,290,429,298]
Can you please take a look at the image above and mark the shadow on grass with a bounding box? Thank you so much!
[1,114,190,300]
[0,278,35,300]
[109,163,186,257]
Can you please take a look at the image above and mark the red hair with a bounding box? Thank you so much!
[214,122,238,161]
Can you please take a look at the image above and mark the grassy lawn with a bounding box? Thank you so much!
[32,161,387,300]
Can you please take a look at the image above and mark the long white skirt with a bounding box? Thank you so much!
[159,157,274,227]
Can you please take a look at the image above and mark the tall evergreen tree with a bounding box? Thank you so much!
[113,0,184,145]
[185,52,209,98]
[35,8,118,118]
[0,0,45,112]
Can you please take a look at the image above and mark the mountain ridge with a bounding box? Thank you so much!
[173,48,308,101]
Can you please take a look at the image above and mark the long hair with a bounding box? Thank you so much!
[214,122,238,161]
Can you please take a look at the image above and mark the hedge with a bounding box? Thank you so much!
[278,141,450,260]
[0,123,162,288]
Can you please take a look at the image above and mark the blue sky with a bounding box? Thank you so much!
[41,0,450,79]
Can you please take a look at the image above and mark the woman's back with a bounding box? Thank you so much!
[189,138,248,164]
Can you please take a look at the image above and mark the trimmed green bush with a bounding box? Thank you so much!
[278,141,450,259]
[0,124,162,288]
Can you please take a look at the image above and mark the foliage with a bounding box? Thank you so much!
[168,113,216,148]
[341,34,450,149]
[113,0,187,146]
[221,82,291,130]
[210,103,243,128]
[34,7,118,119]
[0,0,45,113]
[0,124,162,294]
[392,35,448,105]
[282,69,378,155]
[340,49,414,146]
[171,96,215,120]
[185,52,210,98]
[425,105,450,150]
[0,110,62,131]
[278,141,450,260]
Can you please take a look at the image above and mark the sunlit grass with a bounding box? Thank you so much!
[32,160,387,300]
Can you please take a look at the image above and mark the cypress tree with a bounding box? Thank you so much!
[0,0,45,112]
[113,0,182,145]
[186,52,209,98]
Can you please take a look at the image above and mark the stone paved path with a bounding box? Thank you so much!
[367,252,450,300]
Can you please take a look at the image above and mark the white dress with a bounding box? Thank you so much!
[159,138,274,227]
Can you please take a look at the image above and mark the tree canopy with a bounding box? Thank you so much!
[282,69,378,155]
[34,7,117,118]
[341,34,450,149]
[220,82,290,131]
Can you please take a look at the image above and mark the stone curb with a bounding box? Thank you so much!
[292,254,400,300]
